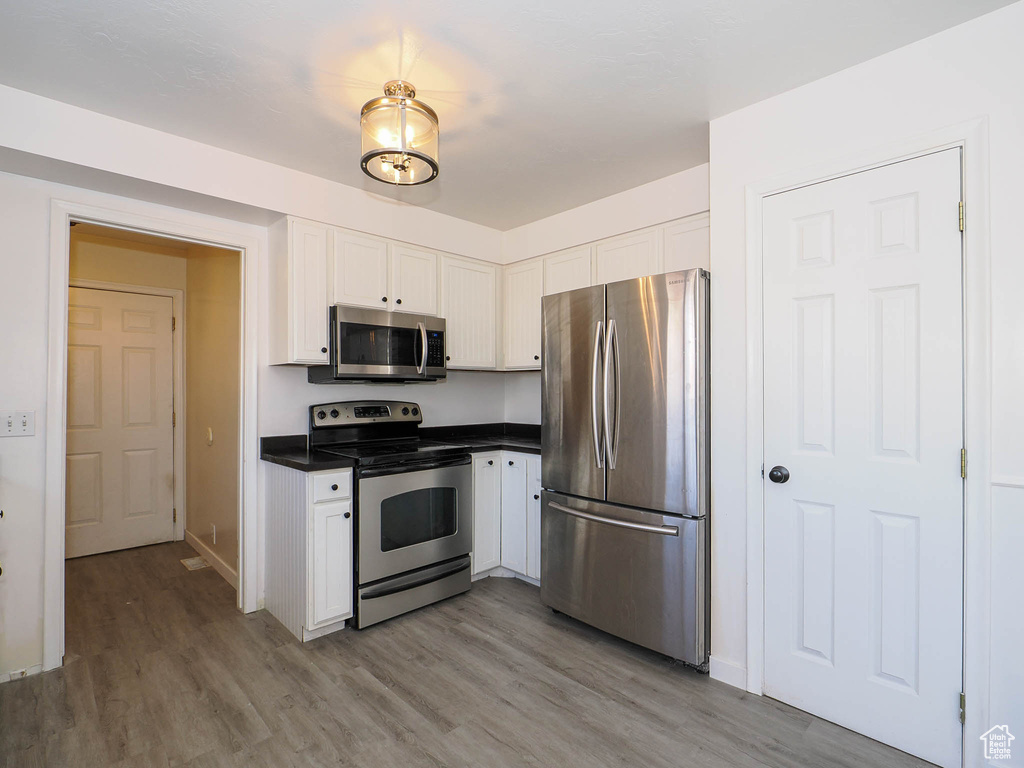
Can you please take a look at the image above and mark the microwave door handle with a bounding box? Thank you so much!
[416,321,427,375]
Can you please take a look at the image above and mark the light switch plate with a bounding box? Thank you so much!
[0,411,35,437]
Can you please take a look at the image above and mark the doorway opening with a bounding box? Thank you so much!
[64,222,242,593]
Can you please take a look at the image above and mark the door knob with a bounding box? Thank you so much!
[344,512,351,519]
[533,494,540,500]
[768,466,790,484]
[381,296,388,302]
[508,460,514,466]
[396,298,402,305]
[321,347,327,354]
[487,460,493,466]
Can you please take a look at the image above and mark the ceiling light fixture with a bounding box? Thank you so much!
[360,80,439,186]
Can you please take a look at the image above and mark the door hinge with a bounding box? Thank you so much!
[172,411,176,428]
[961,448,967,479]
[958,201,965,232]
[172,508,177,524]
[172,316,176,332]
[959,692,966,724]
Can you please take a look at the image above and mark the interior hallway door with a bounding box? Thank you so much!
[761,148,964,767]
[66,287,175,557]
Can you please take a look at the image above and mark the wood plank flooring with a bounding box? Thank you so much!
[0,541,932,767]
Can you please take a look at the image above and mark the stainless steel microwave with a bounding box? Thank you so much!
[307,305,447,383]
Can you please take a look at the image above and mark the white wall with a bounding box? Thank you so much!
[708,0,1023,743]
[259,368,508,436]
[501,164,709,264]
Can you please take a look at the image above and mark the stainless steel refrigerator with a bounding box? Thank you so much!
[540,268,710,668]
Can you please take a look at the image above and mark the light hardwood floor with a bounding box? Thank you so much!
[0,541,932,767]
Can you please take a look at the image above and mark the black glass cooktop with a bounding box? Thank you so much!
[317,439,469,467]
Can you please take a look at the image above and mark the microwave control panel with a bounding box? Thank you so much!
[426,331,445,367]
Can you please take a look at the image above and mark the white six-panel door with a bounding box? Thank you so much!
[66,287,175,558]
[762,148,964,767]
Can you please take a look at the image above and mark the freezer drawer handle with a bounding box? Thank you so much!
[548,501,679,536]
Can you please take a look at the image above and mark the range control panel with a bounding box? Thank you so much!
[425,330,445,368]
[310,401,421,429]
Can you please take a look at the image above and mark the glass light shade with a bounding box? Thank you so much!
[360,82,439,185]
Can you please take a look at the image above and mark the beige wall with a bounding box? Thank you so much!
[185,244,241,578]
[69,231,187,289]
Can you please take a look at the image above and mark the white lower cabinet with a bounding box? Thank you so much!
[472,452,502,574]
[472,450,542,582]
[265,464,354,641]
[500,455,528,573]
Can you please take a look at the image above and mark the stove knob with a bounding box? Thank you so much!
[316,410,327,420]
[411,407,419,416]
[401,407,410,416]
[330,409,340,418]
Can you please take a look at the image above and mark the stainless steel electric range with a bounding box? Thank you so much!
[308,401,473,628]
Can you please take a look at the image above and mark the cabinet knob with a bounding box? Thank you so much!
[321,347,327,354]
[534,355,539,360]
[344,512,351,519]
[487,460,494,466]
[331,484,339,491]
[534,494,540,500]
[396,298,402,305]
[446,355,451,361]
[508,460,514,466]
[381,296,388,303]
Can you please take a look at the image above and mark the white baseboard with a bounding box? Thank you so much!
[2,663,43,683]
[185,530,239,591]
[709,655,747,690]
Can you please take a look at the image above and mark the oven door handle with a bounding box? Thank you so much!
[357,454,471,478]
[416,321,427,376]
[360,557,471,600]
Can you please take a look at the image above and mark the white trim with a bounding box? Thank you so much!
[991,476,1024,489]
[184,529,239,591]
[45,199,262,672]
[710,656,748,689]
[742,119,991,766]
[68,278,187,542]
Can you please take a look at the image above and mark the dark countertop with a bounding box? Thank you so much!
[261,423,541,472]
[260,435,356,472]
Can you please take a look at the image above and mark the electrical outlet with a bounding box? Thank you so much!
[0,411,34,437]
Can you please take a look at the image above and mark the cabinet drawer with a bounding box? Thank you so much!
[312,470,352,502]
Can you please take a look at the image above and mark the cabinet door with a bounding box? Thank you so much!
[331,229,389,310]
[544,246,593,296]
[472,452,502,574]
[310,499,353,627]
[390,245,438,315]
[290,219,331,363]
[440,256,497,369]
[595,229,662,284]
[503,259,544,369]
[500,453,528,574]
[663,214,710,272]
[525,455,542,581]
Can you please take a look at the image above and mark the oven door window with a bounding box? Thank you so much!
[338,322,420,367]
[380,488,457,552]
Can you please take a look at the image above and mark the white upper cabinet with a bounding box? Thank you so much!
[269,216,330,364]
[440,255,497,369]
[390,244,438,315]
[330,229,389,310]
[595,228,662,284]
[543,246,592,296]
[503,259,544,369]
[663,213,710,272]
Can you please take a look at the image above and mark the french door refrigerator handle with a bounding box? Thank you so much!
[591,320,605,468]
[548,501,679,536]
[416,321,427,375]
[603,318,620,469]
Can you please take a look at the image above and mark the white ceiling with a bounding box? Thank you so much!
[0,0,1012,230]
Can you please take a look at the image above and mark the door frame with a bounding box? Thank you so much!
[742,118,991,762]
[68,279,186,543]
[44,199,261,671]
